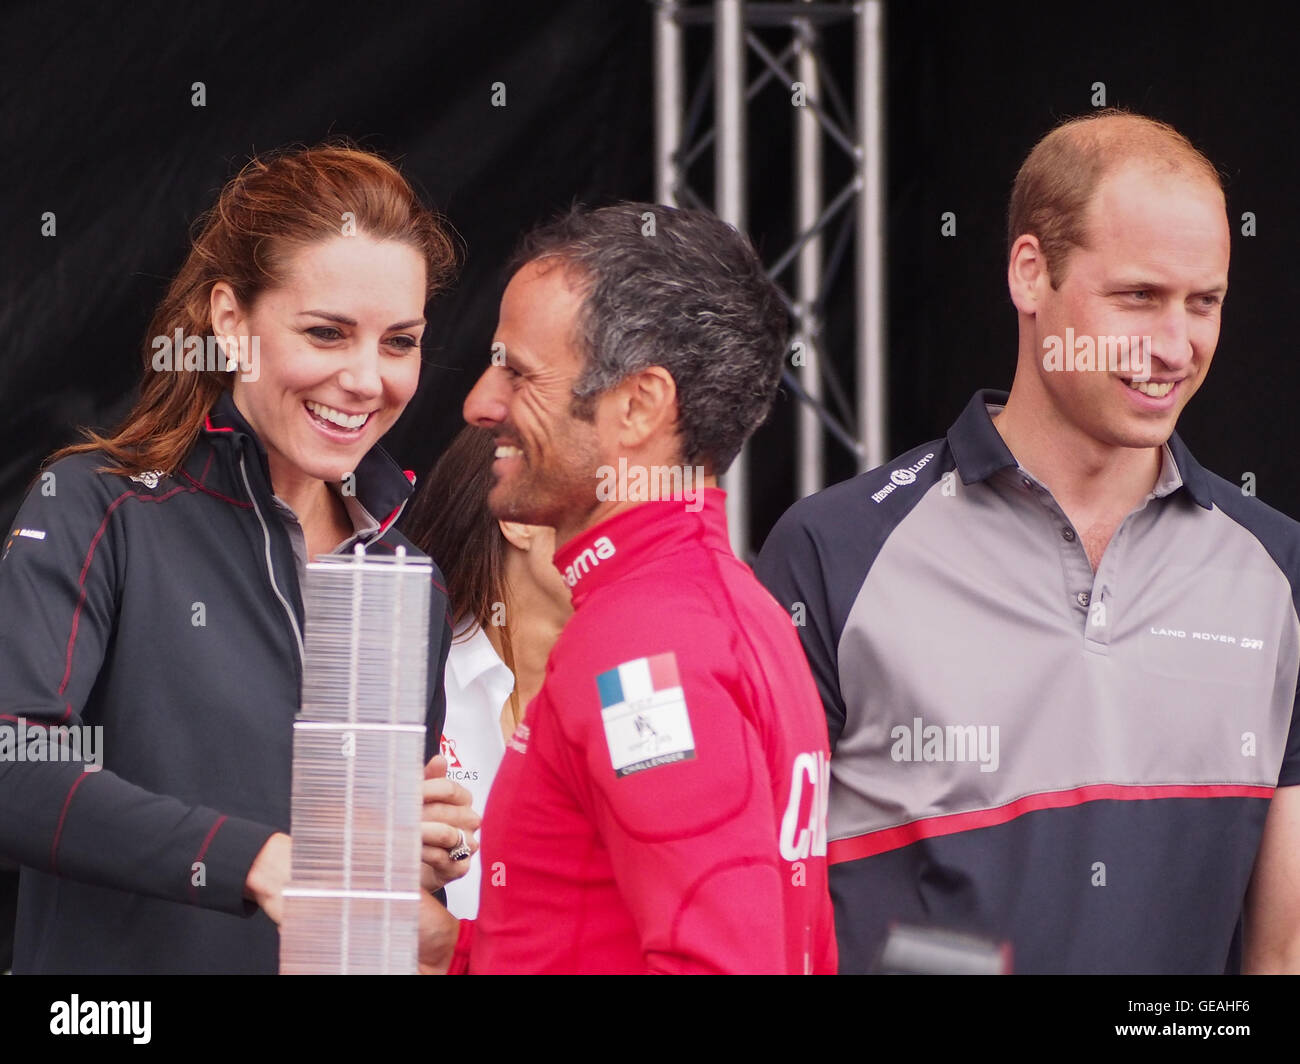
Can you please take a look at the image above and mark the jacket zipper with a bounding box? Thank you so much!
[239,453,306,674]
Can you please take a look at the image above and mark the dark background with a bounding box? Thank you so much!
[1,0,1296,966]
[3,2,1298,546]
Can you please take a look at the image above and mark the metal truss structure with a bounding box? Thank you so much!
[654,0,885,558]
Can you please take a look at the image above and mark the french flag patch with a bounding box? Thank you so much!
[596,652,696,777]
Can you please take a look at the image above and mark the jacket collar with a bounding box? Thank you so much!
[553,488,731,610]
[946,388,1213,510]
[193,389,418,533]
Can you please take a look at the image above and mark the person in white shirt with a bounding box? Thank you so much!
[404,425,571,916]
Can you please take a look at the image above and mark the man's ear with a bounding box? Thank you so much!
[613,365,678,449]
[1007,234,1048,316]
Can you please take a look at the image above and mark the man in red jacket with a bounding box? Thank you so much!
[418,203,837,974]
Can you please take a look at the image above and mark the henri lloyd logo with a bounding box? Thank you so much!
[129,470,165,490]
[562,535,615,588]
[872,453,934,504]
[890,716,1000,773]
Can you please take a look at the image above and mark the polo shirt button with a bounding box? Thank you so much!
[1062,527,1076,542]
[1076,591,1090,608]
[1021,477,1033,490]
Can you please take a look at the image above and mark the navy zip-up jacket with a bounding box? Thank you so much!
[0,392,451,973]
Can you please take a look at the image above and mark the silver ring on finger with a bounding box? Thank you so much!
[448,828,471,862]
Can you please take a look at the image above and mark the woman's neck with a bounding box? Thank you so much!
[484,571,570,710]
[269,463,352,559]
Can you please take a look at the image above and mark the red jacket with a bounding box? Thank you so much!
[453,489,836,973]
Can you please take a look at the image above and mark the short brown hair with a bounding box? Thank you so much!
[507,203,788,475]
[1007,109,1223,287]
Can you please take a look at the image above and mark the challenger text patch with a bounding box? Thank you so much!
[597,653,696,777]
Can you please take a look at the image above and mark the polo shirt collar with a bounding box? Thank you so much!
[947,389,1017,486]
[947,388,1214,510]
[1163,431,1214,510]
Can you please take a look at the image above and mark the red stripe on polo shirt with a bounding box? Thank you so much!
[828,782,1275,864]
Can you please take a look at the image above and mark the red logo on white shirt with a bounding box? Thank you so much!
[440,734,462,767]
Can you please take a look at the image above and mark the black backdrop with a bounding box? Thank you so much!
[2,0,1298,967]
[879,1,1300,527]
[0,0,655,532]
[3,1,1299,545]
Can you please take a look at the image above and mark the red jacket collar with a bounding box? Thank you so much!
[552,488,731,608]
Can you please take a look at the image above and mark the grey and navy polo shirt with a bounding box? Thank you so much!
[755,389,1300,974]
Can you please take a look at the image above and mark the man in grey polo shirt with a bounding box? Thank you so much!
[756,110,1300,974]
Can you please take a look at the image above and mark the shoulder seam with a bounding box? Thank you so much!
[179,468,251,509]
[58,485,190,697]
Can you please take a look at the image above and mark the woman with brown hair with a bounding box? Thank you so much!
[0,144,461,973]
[404,424,572,918]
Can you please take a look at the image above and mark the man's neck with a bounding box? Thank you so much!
[554,454,718,548]
[992,388,1162,523]
[268,458,354,562]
